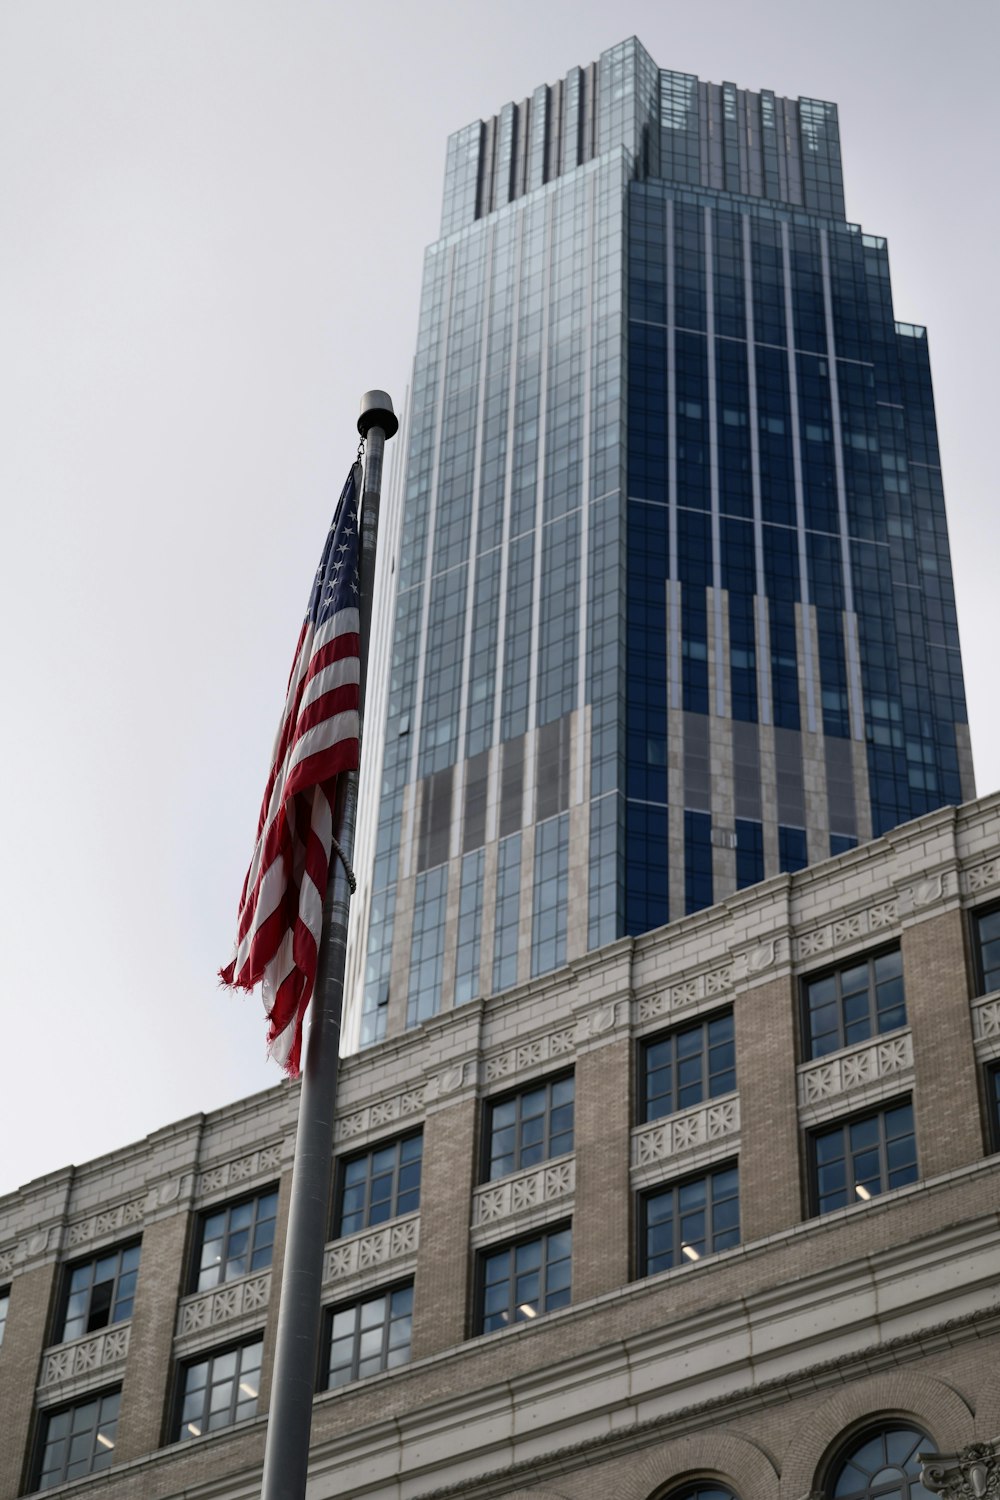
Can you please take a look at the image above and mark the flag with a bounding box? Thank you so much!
[221,463,362,1077]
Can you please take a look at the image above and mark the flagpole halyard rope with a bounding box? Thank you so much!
[329,835,356,893]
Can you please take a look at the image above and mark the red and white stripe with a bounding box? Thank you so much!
[221,605,360,1076]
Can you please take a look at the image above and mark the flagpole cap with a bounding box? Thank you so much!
[358,390,398,441]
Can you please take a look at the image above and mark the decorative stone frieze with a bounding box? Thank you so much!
[965,860,1000,895]
[176,1272,271,1340]
[65,1199,145,1249]
[481,1025,577,1088]
[972,996,1000,1054]
[39,1324,131,1392]
[632,1095,740,1171]
[323,1215,419,1285]
[798,1031,913,1110]
[472,1158,575,1230]
[196,1142,283,1199]
[920,1439,1000,1497]
[635,940,790,1027]
[336,1086,428,1143]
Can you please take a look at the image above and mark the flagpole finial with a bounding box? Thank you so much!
[358,389,398,441]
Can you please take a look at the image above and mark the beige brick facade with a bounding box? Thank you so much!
[3,795,1000,1498]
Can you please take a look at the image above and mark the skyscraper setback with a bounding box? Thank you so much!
[356,37,973,1047]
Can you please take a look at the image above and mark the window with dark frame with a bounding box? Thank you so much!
[484,1075,574,1182]
[665,1485,740,1500]
[640,1011,735,1123]
[810,1100,918,1215]
[973,904,1000,995]
[0,1287,8,1348]
[987,1063,1000,1151]
[192,1189,278,1293]
[478,1226,572,1333]
[640,1163,740,1275]
[801,948,906,1060]
[35,1388,121,1489]
[335,1134,422,1237]
[325,1282,413,1388]
[176,1337,261,1441]
[825,1424,936,1498]
[58,1243,141,1344]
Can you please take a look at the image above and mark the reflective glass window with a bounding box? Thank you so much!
[641,1012,735,1122]
[802,949,906,1059]
[485,1075,574,1181]
[193,1190,278,1293]
[177,1339,261,1441]
[326,1283,413,1387]
[642,1164,740,1274]
[336,1134,423,1236]
[479,1226,572,1333]
[812,1101,918,1214]
[59,1243,141,1342]
[827,1424,935,1498]
[36,1389,120,1488]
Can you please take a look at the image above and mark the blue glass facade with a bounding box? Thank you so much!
[355,39,973,1047]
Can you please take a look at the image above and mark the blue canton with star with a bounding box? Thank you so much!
[308,466,361,628]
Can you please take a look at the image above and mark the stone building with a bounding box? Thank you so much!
[3,793,1000,1498]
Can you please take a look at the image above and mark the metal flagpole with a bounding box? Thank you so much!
[259,390,398,1500]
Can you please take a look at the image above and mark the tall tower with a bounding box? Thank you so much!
[354,37,974,1048]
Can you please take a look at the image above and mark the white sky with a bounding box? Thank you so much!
[2,0,998,1197]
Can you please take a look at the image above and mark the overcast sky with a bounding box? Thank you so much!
[2,0,998,1197]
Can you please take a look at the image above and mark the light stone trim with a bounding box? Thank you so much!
[964,860,1000,896]
[336,1085,428,1144]
[175,1271,271,1341]
[797,1029,914,1121]
[972,994,1000,1060]
[472,1157,575,1231]
[196,1142,283,1200]
[65,1197,145,1250]
[796,906,885,963]
[631,1095,740,1175]
[323,1214,419,1287]
[38,1323,131,1398]
[634,939,790,1029]
[481,1024,577,1088]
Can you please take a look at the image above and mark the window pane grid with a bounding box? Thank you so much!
[337,1135,423,1237]
[642,1165,741,1275]
[177,1339,262,1441]
[479,1228,572,1332]
[38,1389,121,1489]
[975,906,1000,995]
[642,1012,735,1122]
[486,1076,574,1181]
[195,1190,278,1293]
[812,1101,918,1214]
[60,1244,141,1343]
[326,1283,414,1388]
[802,948,905,1060]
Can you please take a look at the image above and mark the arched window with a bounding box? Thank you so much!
[666,1487,739,1500]
[828,1426,936,1498]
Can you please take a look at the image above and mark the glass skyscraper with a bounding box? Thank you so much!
[354,37,974,1048]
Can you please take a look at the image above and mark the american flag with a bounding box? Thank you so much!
[221,463,362,1076]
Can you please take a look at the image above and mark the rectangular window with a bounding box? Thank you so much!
[176,1338,261,1441]
[640,1164,740,1275]
[484,1075,574,1181]
[325,1283,413,1388]
[987,1063,1000,1151]
[640,1011,735,1123]
[336,1134,422,1237]
[802,948,905,1059]
[811,1100,918,1214]
[36,1389,120,1489]
[59,1243,141,1343]
[479,1226,572,1333]
[193,1189,278,1293]
[974,905,1000,995]
[0,1288,8,1348]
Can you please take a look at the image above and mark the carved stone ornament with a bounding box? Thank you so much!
[920,1440,1000,1498]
